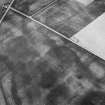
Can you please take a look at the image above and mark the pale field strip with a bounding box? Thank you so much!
[76,0,94,6]
[0,0,15,24]
[71,13,105,61]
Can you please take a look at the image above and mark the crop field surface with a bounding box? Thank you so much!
[0,0,105,105]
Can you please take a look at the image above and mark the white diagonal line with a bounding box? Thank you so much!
[10,7,105,61]
[10,7,72,42]
[0,0,15,24]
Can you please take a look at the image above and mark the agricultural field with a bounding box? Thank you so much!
[0,0,105,105]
